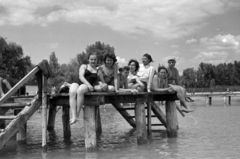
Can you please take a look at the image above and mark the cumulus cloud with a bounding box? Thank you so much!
[186,38,197,44]
[200,34,240,54]
[171,45,178,48]
[116,56,126,66]
[50,42,59,49]
[0,0,239,39]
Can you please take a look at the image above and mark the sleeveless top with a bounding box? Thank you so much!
[83,65,98,86]
[99,65,114,85]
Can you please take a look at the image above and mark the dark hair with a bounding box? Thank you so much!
[158,66,168,74]
[123,66,130,71]
[128,59,140,72]
[143,53,153,62]
[104,53,117,65]
[118,67,123,72]
[88,52,98,59]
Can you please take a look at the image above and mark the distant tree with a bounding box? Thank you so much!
[233,61,240,85]
[0,38,32,85]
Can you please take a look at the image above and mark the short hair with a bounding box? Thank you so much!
[143,53,153,62]
[118,67,123,72]
[123,66,130,71]
[88,52,98,59]
[128,59,140,72]
[158,66,168,74]
[104,53,117,64]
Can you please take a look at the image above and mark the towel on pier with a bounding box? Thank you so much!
[37,60,53,78]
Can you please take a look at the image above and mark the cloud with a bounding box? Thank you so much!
[50,42,59,49]
[186,38,197,44]
[172,51,181,55]
[116,56,126,66]
[200,34,240,54]
[0,0,239,39]
[171,45,178,48]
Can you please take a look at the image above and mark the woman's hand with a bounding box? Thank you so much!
[168,87,174,93]
[130,89,138,94]
[100,83,108,91]
[87,84,94,92]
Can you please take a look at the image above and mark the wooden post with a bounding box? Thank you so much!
[165,101,178,137]
[84,105,97,151]
[62,105,71,138]
[47,100,57,131]
[134,98,147,144]
[209,96,212,105]
[41,74,48,151]
[147,101,152,139]
[0,108,8,129]
[228,96,231,105]
[14,109,27,143]
[95,106,102,139]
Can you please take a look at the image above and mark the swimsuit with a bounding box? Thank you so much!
[83,65,98,86]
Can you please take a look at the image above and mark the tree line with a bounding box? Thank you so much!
[181,61,240,89]
[1,36,240,93]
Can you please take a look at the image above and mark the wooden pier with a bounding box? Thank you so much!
[187,93,240,105]
[0,59,183,151]
[49,92,179,151]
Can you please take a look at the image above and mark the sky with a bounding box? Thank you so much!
[0,0,240,74]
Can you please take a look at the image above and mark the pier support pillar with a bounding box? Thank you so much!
[95,106,102,139]
[228,96,231,105]
[62,105,71,138]
[135,98,147,144]
[84,105,97,151]
[47,100,57,131]
[166,101,178,137]
[14,109,27,143]
[208,97,212,105]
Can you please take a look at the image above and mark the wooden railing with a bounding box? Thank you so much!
[0,60,52,150]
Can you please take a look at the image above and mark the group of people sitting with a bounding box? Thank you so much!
[59,52,194,125]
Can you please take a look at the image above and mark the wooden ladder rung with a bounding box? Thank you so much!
[0,103,26,108]
[147,124,164,126]
[0,115,17,120]
[117,107,135,110]
[146,115,157,117]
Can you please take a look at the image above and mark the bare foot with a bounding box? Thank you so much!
[181,108,194,113]
[69,118,79,125]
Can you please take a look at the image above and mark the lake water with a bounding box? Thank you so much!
[1,96,240,159]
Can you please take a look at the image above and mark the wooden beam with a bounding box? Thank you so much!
[84,105,97,151]
[0,96,41,149]
[0,67,40,105]
[42,74,48,151]
[111,101,136,128]
[47,100,57,131]
[0,103,26,108]
[166,101,178,137]
[135,98,147,144]
[151,102,167,128]
[0,116,16,120]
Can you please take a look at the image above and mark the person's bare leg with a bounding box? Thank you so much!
[169,84,194,113]
[76,84,89,122]
[69,83,79,125]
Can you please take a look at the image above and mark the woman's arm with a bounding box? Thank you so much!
[151,75,169,92]
[3,79,12,90]
[147,66,156,92]
[113,63,118,91]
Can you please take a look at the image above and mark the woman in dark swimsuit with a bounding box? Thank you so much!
[69,52,99,124]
